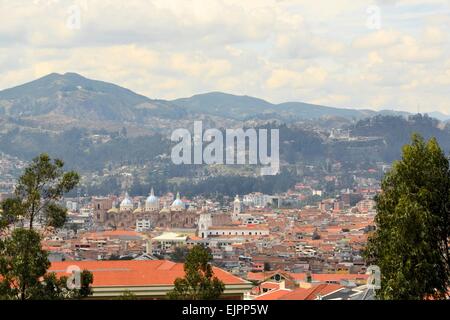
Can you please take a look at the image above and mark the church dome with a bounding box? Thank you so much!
[145,187,160,211]
[120,192,133,211]
[107,207,119,214]
[171,192,185,210]
[121,197,132,206]
[134,201,144,213]
[146,187,158,204]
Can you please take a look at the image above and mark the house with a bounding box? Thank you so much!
[246,269,369,292]
[49,260,253,299]
[252,283,345,300]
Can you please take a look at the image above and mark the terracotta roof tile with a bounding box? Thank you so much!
[49,260,248,287]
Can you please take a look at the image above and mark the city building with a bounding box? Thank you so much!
[49,260,253,299]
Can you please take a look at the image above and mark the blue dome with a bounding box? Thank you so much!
[146,195,158,203]
[146,188,158,204]
[120,192,133,209]
[171,192,185,209]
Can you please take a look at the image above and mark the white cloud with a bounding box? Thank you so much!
[0,0,449,114]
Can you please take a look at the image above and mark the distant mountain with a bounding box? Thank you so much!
[171,92,274,119]
[428,111,450,122]
[276,101,375,120]
[172,92,377,121]
[171,92,434,122]
[0,72,185,122]
[350,114,450,161]
[0,73,447,125]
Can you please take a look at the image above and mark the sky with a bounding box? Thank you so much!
[0,0,449,114]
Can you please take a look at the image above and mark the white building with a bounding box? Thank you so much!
[152,232,188,251]
[198,212,213,239]
[243,193,271,208]
[232,195,242,222]
[136,219,151,232]
[205,226,269,237]
[66,200,78,211]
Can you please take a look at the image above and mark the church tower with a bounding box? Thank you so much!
[198,212,212,238]
[232,195,242,222]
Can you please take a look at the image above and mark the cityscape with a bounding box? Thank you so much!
[0,0,449,309]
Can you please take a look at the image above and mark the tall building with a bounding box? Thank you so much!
[232,195,242,222]
[198,212,212,238]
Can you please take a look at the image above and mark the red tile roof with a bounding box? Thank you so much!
[246,271,368,283]
[254,289,292,300]
[49,260,248,287]
[279,284,344,300]
[260,282,281,290]
[83,230,143,238]
[254,284,344,300]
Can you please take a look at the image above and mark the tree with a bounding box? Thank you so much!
[3,153,80,230]
[117,290,137,300]
[167,245,225,300]
[365,134,450,300]
[0,229,49,300]
[170,246,190,263]
[0,153,93,300]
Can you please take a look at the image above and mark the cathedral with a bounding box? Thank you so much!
[93,189,198,230]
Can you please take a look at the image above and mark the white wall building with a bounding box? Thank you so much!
[243,193,271,208]
[206,226,269,237]
[136,219,151,232]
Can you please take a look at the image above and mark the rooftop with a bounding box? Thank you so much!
[49,260,249,287]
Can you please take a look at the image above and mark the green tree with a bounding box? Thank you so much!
[365,134,450,300]
[167,245,225,300]
[0,229,49,300]
[117,290,137,300]
[0,153,93,300]
[170,246,190,263]
[16,153,80,229]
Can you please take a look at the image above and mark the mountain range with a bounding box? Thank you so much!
[0,72,449,125]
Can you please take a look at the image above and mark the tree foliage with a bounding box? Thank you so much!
[5,153,80,229]
[0,153,93,300]
[170,246,190,263]
[117,290,138,300]
[365,134,450,300]
[167,245,225,300]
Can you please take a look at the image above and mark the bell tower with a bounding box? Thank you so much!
[198,212,212,238]
[233,195,242,222]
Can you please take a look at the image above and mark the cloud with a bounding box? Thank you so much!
[266,67,328,89]
[352,30,401,49]
[0,0,449,114]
